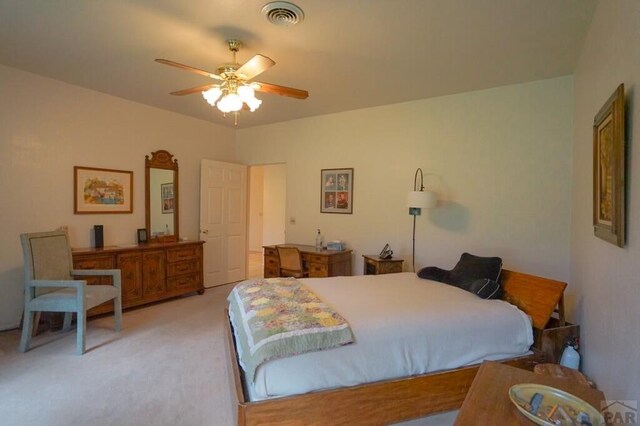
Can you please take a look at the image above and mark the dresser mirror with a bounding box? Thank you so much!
[145,150,179,242]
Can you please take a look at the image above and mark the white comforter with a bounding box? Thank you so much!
[239,272,533,401]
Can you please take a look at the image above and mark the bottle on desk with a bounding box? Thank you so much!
[560,337,580,370]
[315,229,324,250]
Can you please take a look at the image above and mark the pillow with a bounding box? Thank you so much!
[416,266,448,283]
[448,253,503,285]
[462,278,502,299]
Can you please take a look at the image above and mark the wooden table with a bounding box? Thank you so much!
[455,361,607,425]
[362,254,404,275]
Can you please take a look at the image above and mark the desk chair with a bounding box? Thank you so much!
[19,230,122,355]
[276,246,308,278]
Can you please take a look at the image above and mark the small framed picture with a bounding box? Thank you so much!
[161,182,174,214]
[137,228,148,244]
[321,168,353,214]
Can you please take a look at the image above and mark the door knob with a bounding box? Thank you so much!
[201,229,209,234]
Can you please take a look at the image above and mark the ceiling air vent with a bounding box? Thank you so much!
[261,2,304,27]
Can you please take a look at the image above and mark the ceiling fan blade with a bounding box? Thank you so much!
[235,54,275,80]
[155,59,223,80]
[254,82,309,99]
[170,83,217,96]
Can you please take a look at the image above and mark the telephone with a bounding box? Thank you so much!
[378,243,393,259]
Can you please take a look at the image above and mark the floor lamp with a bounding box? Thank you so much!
[407,168,437,272]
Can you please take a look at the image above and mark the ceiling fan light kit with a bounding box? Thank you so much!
[156,36,308,125]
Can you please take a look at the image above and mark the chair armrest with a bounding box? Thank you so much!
[71,269,121,289]
[26,279,85,288]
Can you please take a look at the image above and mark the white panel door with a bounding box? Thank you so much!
[200,160,247,287]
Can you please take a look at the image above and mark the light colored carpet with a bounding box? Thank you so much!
[0,285,457,426]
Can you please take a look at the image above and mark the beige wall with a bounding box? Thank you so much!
[248,166,265,252]
[0,65,236,329]
[570,1,640,400]
[262,164,286,247]
[237,76,574,280]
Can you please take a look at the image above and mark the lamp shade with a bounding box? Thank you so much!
[407,190,437,209]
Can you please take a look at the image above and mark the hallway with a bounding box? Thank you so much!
[247,251,263,279]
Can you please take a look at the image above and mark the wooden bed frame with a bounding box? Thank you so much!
[224,269,567,425]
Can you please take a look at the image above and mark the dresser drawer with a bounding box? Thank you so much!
[168,272,201,290]
[167,259,200,277]
[73,255,114,270]
[167,245,200,262]
[73,254,115,285]
[264,247,277,257]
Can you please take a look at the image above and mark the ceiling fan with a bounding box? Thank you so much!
[155,39,309,124]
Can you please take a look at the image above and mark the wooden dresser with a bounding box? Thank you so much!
[263,244,352,278]
[72,241,204,316]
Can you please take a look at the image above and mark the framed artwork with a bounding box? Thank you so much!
[321,168,353,214]
[593,83,625,247]
[74,166,133,214]
[161,182,174,214]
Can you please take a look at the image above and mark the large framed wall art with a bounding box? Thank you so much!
[74,166,133,214]
[593,84,625,247]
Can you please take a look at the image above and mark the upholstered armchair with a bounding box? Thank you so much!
[19,230,122,355]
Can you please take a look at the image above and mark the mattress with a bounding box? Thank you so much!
[230,272,533,401]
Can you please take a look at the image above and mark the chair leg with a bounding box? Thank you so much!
[62,312,73,332]
[114,295,122,332]
[31,312,41,337]
[19,310,35,353]
[76,310,86,355]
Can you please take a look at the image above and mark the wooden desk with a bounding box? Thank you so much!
[455,361,607,425]
[263,244,352,278]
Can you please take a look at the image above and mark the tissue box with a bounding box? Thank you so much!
[327,241,345,250]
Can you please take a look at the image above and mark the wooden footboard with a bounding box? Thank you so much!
[224,308,546,426]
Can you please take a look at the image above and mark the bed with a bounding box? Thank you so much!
[224,269,566,425]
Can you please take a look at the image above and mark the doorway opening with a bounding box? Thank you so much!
[247,164,286,279]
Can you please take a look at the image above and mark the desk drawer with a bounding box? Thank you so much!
[264,266,279,278]
[264,247,277,257]
[265,256,279,268]
[308,263,328,277]
[308,254,326,264]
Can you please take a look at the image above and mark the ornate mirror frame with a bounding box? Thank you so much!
[145,150,179,242]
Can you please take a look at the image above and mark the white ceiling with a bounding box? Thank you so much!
[0,0,597,129]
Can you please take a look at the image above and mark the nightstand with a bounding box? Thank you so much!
[362,255,404,275]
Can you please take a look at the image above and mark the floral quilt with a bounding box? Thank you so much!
[228,277,354,381]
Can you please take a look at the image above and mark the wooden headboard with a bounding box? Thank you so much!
[500,269,567,330]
